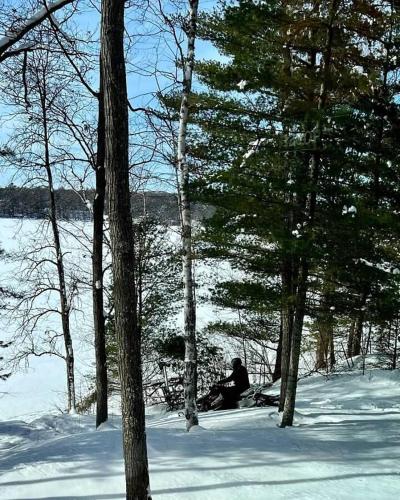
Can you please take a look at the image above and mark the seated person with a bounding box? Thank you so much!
[216,358,250,408]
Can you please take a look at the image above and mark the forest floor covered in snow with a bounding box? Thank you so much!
[1,363,400,499]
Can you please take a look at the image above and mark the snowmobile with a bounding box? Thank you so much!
[196,384,279,412]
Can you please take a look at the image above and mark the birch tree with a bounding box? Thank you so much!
[101,0,151,497]
[176,0,199,431]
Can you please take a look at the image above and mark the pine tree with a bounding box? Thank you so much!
[183,0,400,426]
[105,217,182,387]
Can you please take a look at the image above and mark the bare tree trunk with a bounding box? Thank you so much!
[93,71,108,428]
[177,0,199,431]
[351,292,367,357]
[281,136,318,427]
[393,317,398,370]
[315,330,328,371]
[329,322,335,370]
[279,71,294,407]
[47,15,109,426]
[273,319,282,383]
[101,0,150,498]
[315,315,335,372]
[42,97,76,413]
[347,318,356,358]
[279,262,294,411]
[352,311,365,357]
[281,259,308,427]
[315,291,335,372]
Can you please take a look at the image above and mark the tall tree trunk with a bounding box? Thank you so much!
[278,42,294,410]
[281,259,308,427]
[280,0,339,428]
[347,318,356,358]
[93,71,108,428]
[392,317,398,370]
[280,151,317,426]
[315,330,328,371]
[42,99,76,413]
[315,290,335,372]
[101,1,150,498]
[348,291,367,357]
[352,306,365,357]
[315,315,335,371]
[329,322,335,370]
[273,319,282,383]
[279,261,294,410]
[177,0,199,431]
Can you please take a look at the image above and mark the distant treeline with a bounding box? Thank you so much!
[0,185,212,223]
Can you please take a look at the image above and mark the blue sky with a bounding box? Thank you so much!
[0,0,222,189]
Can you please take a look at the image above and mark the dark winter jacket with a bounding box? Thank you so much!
[219,365,250,394]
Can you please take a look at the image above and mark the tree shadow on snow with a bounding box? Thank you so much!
[6,495,123,500]
[0,429,123,476]
[150,471,400,496]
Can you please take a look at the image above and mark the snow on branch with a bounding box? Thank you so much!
[0,0,75,61]
[240,137,266,167]
[356,258,400,275]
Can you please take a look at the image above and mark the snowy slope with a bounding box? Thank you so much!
[0,218,95,420]
[0,218,238,420]
[1,367,399,500]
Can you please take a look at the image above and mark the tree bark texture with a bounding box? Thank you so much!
[315,292,335,372]
[177,0,199,431]
[273,319,283,383]
[93,73,108,428]
[279,262,294,411]
[392,318,398,370]
[315,331,328,371]
[280,259,308,427]
[101,1,151,498]
[329,327,336,369]
[348,292,367,357]
[352,308,365,357]
[347,319,356,358]
[315,317,335,371]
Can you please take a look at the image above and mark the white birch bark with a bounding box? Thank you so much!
[176,0,199,431]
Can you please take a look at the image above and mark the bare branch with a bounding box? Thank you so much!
[0,0,76,61]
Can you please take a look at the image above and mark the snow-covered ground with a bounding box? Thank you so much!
[1,218,400,499]
[1,366,399,500]
[0,218,95,419]
[0,218,237,420]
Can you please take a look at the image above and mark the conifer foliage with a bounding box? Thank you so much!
[184,0,400,426]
